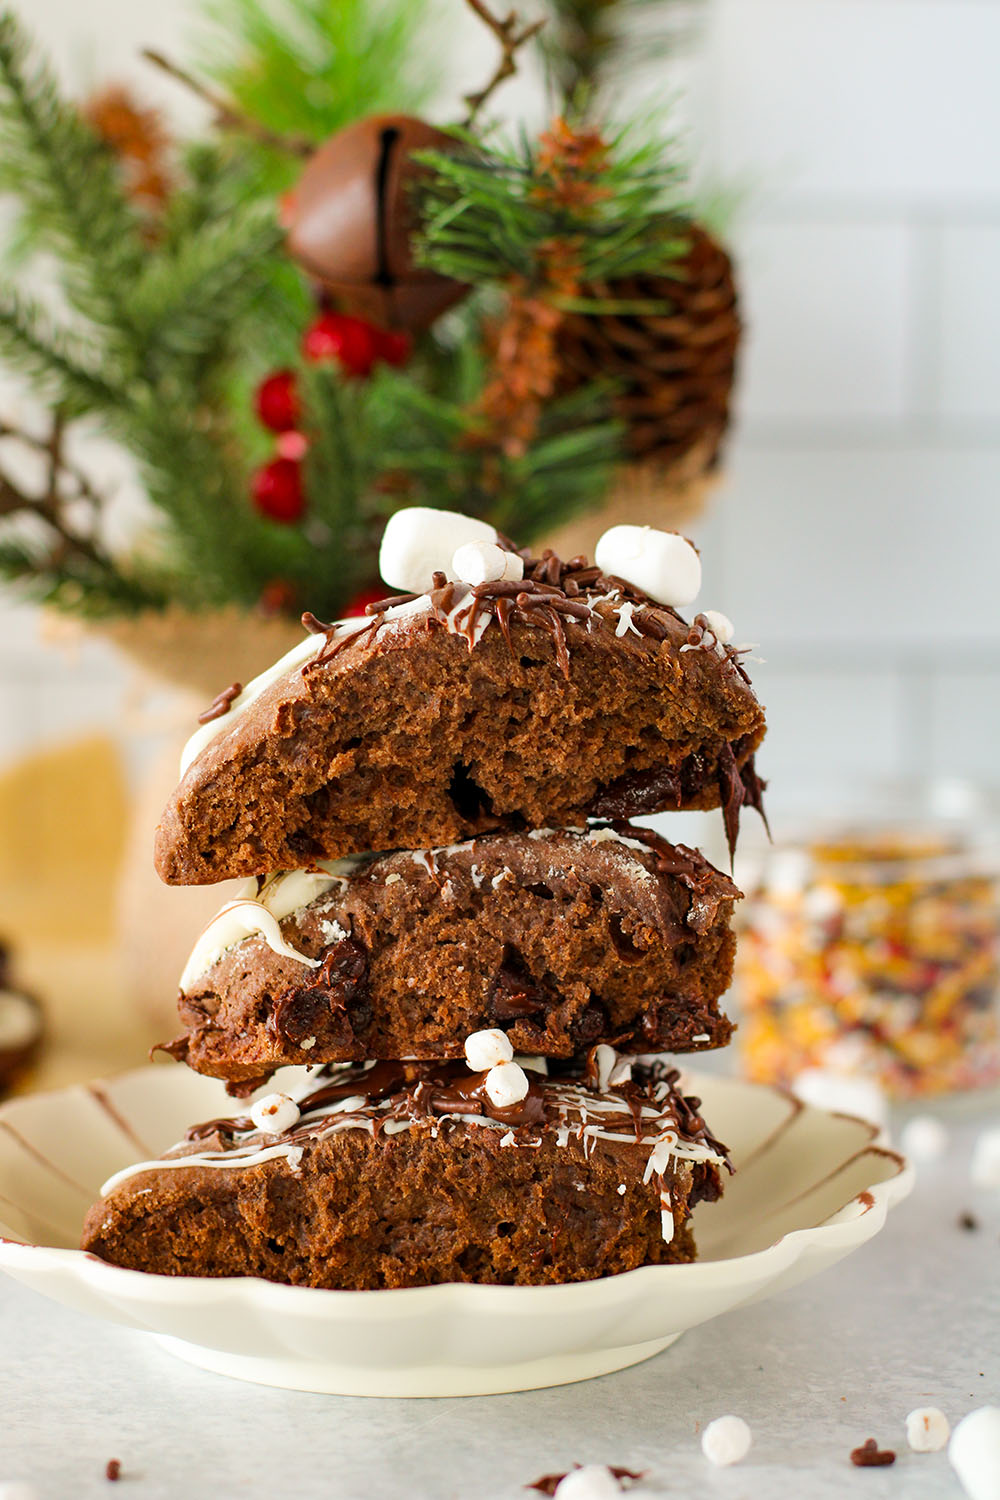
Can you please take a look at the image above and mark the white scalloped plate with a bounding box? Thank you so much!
[0,1065,911,1396]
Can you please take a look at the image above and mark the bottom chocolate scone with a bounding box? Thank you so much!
[81,1054,729,1288]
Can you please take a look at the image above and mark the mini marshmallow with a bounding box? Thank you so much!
[906,1407,951,1453]
[700,609,734,645]
[594,524,701,609]
[701,1415,753,1467]
[484,1060,529,1108]
[464,1028,515,1072]
[451,540,523,587]
[553,1466,624,1500]
[249,1093,301,1135]
[949,1407,1000,1500]
[379,506,497,594]
[970,1128,1000,1188]
[900,1115,948,1164]
[0,1486,40,1500]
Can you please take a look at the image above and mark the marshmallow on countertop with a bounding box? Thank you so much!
[249,1093,301,1135]
[379,506,497,594]
[906,1408,951,1453]
[701,1415,753,1467]
[452,540,523,587]
[0,1485,41,1500]
[594,525,701,609]
[484,1060,529,1108]
[464,1028,514,1072]
[950,1407,1000,1500]
[970,1128,1000,1189]
[899,1115,948,1163]
[553,1466,626,1500]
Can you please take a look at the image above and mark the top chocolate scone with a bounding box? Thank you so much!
[155,534,765,885]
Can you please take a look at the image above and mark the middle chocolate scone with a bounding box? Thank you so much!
[166,824,740,1091]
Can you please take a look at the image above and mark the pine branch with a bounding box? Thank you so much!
[462,0,546,126]
[537,0,704,105]
[0,289,125,415]
[0,10,144,337]
[141,49,311,157]
[415,122,691,292]
[191,0,440,193]
[0,413,166,613]
[129,204,283,383]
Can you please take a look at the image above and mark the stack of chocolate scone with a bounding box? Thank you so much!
[82,508,766,1288]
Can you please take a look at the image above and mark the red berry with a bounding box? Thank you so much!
[341,582,387,618]
[251,457,305,523]
[254,369,300,432]
[302,313,378,377]
[375,328,413,367]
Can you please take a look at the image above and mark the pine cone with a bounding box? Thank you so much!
[554,224,740,469]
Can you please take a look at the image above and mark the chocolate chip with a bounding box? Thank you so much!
[269,937,370,1050]
[571,1002,608,1048]
[587,764,683,821]
[958,1211,979,1231]
[488,950,546,1021]
[850,1439,895,1467]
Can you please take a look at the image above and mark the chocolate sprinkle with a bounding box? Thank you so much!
[196,681,242,725]
[850,1439,895,1468]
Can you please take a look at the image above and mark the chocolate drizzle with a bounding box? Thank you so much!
[717,742,769,863]
[175,1054,730,1171]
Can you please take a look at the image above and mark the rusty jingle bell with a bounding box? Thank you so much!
[281,114,470,333]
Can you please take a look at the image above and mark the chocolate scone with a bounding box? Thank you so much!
[165,826,739,1092]
[82,1054,729,1287]
[155,551,765,885]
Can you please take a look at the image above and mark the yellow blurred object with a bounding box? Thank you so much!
[0,733,127,944]
[0,734,159,1090]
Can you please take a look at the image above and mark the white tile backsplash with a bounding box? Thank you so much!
[927,670,1000,782]
[938,227,1000,422]
[750,665,905,783]
[709,1,1000,206]
[707,445,1000,650]
[735,221,912,423]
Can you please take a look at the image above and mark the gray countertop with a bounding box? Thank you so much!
[0,1111,996,1500]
